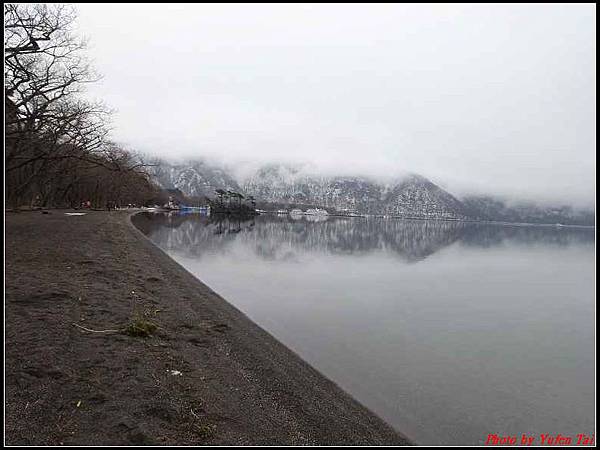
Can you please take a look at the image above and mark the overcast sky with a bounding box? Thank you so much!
[75,4,595,206]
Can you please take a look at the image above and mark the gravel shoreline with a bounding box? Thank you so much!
[5,210,411,445]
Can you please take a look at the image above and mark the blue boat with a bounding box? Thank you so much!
[179,205,211,216]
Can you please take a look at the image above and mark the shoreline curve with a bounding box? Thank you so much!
[5,209,412,445]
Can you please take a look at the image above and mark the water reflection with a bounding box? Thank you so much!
[135,212,594,263]
[135,212,595,445]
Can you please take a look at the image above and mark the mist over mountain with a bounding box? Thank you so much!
[150,158,241,198]
[460,196,595,227]
[76,4,595,211]
[149,158,594,226]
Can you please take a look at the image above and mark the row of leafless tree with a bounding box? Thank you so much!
[5,3,159,209]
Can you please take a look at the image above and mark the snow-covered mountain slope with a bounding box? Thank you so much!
[149,158,241,198]
[241,165,468,219]
[381,174,468,219]
[461,195,595,226]
[149,159,594,225]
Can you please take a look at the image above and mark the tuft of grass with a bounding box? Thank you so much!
[123,318,158,337]
[195,424,217,439]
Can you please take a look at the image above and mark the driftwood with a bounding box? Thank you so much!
[72,323,120,333]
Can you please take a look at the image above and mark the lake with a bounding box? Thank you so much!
[138,212,595,445]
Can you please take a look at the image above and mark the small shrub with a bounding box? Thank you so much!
[123,318,158,337]
[195,424,217,439]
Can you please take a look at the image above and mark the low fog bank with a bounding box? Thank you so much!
[75,3,594,212]
[146,152,595,211]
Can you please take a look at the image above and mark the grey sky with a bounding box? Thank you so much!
[75,3,596,206]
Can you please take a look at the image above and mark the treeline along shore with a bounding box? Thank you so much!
[5,210,411,445]
[5,2,266,215]
[5,4,166,211]
[5,4,256,214]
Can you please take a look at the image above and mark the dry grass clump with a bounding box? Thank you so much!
[123,317,158,337]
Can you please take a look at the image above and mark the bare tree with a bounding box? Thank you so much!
[5,4,158,209]
[5,4,102,151]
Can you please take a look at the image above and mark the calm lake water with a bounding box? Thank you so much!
[138,212,595,445]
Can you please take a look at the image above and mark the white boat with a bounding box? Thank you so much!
[289,209,304,215]
[305,208,329,216]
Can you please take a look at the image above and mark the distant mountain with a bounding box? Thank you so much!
[241,164,468,219]
[382,174,469,219]
[149,158,241,198]
[462,195,595,226]
[149,159,594,226]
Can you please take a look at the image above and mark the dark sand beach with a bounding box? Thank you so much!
[5,210,410,445]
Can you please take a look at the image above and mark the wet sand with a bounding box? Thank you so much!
[5,210,411,445]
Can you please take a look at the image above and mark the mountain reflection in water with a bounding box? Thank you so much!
[135,212,595,445]
[135,212,594,263]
